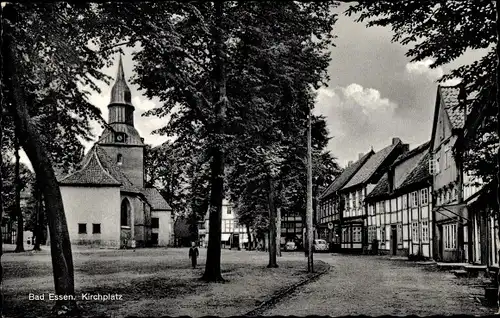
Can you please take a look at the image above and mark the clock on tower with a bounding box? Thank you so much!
[115,133,126,142]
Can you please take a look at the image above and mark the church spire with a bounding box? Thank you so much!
[108,55,135,126]
[110,55,133,107]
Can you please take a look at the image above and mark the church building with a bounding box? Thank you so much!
[58,57,173,249]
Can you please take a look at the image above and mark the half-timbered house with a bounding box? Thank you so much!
[365,142,433,257]
[338,138,408,253]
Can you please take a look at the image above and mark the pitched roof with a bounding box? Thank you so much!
[58,148,121,186]
[398,151,431,191]
[319,151,373,199]
[94,146,141,193]
[142,187,172,211]
[365,173,390,200]
[440,86,465,130]
[58,145,141,193]
[342,141,401,190]
[392,141,430,167]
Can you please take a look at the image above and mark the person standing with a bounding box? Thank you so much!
[188,242,199,269]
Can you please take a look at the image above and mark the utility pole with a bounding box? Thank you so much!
[307,107,314,273]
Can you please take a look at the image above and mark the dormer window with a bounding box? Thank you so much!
[117,154,123,165]
[115,132,126,143]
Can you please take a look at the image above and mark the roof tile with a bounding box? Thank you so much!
[319,151,373,199]
[398,152,432,191]
[342,142,400,190]
[58,149,121,186]
[440,85,472,130]
[142,187,172,211]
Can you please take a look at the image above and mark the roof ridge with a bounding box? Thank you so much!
[95,145,137,186]
[93,147,121,185]
[58,145,97,183]
[361,141,400,184]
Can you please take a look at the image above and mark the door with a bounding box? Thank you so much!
[151,233,159,246]
[232,233,240,249]
[391,225,397,256]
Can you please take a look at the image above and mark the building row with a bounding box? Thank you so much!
[317,85,499,266]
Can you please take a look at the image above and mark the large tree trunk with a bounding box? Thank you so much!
[201,146,225,282]
[0,45,4,316]
[33,182,43,251]
[201,0,227,283]
[3,9,78,313]
[14,133,25,253]
[267,175,278,268]
[246,223,252,250]
[496,0,500,313]
[276,207,281,257]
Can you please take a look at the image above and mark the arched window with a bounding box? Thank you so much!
[121,199,130,226]
[117,154,123,165]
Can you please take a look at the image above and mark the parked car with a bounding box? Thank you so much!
[284,241,297,251]
[313,239,329,252]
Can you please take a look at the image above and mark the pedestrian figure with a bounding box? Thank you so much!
[189,242,199,269]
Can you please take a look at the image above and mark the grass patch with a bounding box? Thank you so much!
[4,248,327,317]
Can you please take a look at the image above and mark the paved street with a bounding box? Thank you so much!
[262,253,494,316]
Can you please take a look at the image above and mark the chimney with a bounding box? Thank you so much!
[358,153,364,160]
[392,137,401,145]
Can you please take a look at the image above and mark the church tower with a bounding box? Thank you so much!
[98,56,145,188]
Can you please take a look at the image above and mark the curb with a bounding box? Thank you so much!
[244,262,332,316]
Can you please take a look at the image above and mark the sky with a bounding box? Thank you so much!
[19,5,487,170]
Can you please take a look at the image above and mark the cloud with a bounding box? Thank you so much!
[341,84,397,114]
[405,58,444,80]
[314,84,402,166]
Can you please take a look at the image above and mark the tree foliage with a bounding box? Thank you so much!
[345,0,498,184]
[3,2,124,313]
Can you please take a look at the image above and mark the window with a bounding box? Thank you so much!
[353,226,362,243]
[152,218,159,229]
[379,201,385,213]
[227,206,232,215]
[121,199,130,226]
[398,224,403,244]
[411,192,418,207]
[440,119,444,140]
[444,223,457,249]
[444,145,451,169]
[381,228,386,243]
[117,154,123,165]
[403,195,408,209]
[78,223,87,234]
[412,222,419,242]
[420,188,429,206]
[421,221,429,243]
[92,223,101,234]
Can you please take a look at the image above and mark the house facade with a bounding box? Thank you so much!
[427,84,497,263]
[317,151,374,251]
[365,142,433,257]
[58,57,173,249]
[199,199,249,249]
[337,138,408,253]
